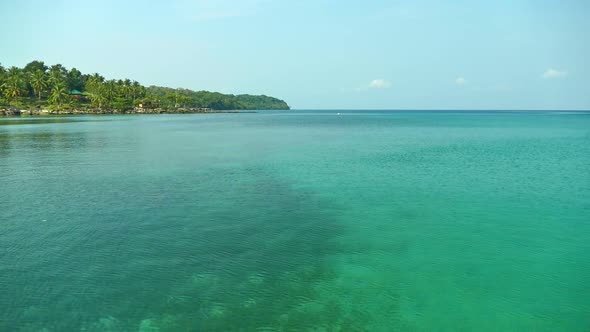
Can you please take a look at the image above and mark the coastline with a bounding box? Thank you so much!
[0,108,257,117]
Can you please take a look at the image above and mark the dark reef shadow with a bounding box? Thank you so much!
[2,166,351,331]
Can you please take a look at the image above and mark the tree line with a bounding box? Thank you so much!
[0,60,289,112]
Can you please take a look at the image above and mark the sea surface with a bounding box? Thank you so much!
[1,111,589,331]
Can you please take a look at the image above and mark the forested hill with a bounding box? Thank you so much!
[0,60,290,112]
[146,86,290,110]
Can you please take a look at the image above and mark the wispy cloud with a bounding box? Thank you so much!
[542,68,567,79]
[455,77,467,86]
[368,79,391,89]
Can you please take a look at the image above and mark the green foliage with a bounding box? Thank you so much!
[145,86,290,110]
[234,94,291,110]
[49,81,68,111]
[0,60,290,112]
[67,68,85,91]
[112,97,133,111]
[0,64,6,81]
[30,70,47,100]
[23,60,48,74]
[1,67,26,105]
[48,64,67,87]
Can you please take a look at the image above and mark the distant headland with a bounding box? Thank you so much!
[0,60,290,116]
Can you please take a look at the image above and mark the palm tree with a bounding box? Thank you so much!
[67,67,83,91]
[49,81,68,113]
[131,81,140,101]
[48,64,66,86]
[123,79,132,99]
[85,74,107,110]
[85,74,103,94]
[0,63,6,82]
[94,91,107,110]
[104,80,117,105]
[30,70,47,100]
[1,67,25,106]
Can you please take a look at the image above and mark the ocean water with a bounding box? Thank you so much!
[0,111,589,331]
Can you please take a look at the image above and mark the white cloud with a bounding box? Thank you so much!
[455,77,467,86]
[542,68,567,79]
[368,79,391,89]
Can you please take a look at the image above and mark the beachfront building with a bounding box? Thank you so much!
[68,90,85,99]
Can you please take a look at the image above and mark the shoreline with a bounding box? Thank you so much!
[0,109,258,117]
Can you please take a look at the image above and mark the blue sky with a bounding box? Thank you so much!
[1,0,588,109]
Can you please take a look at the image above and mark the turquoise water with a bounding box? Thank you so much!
[1,111,589,331]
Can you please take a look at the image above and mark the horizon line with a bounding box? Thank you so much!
[288,108,590,112]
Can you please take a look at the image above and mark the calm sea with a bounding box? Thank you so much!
[1,111,589,331]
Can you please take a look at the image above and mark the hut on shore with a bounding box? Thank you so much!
[68,90,86,100]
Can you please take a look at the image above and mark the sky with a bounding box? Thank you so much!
[1,0,589,110]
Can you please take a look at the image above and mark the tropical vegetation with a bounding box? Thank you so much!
[0,60,289,113]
